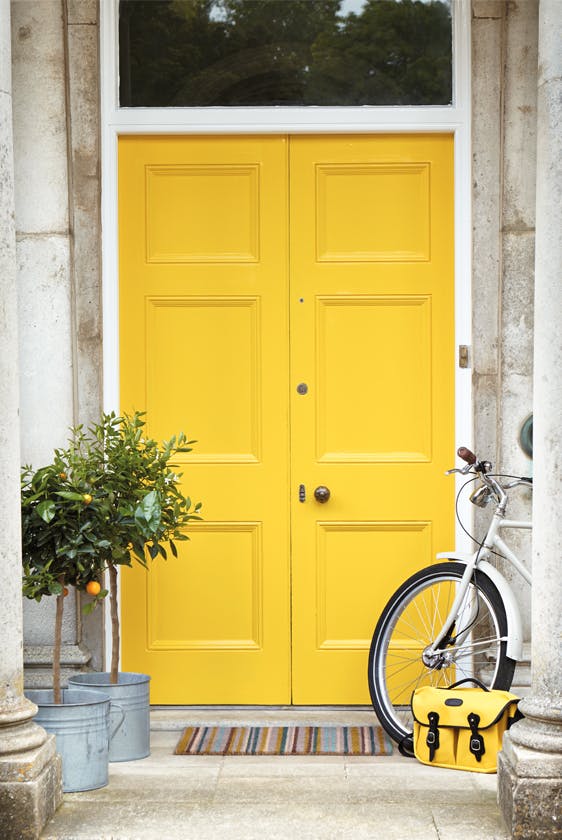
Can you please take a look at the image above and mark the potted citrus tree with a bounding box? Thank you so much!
[67,411,200,761]
[22,437,114,792]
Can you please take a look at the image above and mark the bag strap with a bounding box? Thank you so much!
[426,712,440,761]
[448,677,490,691]
[467,712,486,762]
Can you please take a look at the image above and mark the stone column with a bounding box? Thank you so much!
[498,0,562,835]
[0,0,62,836]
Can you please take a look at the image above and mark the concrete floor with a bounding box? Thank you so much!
[40,709,509,840]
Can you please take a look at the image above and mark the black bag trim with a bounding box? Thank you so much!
[426,711,440,761]
[468,712,486,762]
[411,690,520,731]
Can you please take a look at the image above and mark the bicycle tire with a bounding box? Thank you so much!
[368,561,516,745]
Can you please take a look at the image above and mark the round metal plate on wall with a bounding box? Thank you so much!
[519,413,533,458]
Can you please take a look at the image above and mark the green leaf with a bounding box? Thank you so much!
[135,490,161,533]
[55,491,88,501]
[170,540,178,558]
[37,500,56,523]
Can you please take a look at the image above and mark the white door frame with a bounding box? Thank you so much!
[100,0,473,669]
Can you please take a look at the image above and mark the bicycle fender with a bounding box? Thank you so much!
[476,560,524,661]
[435,553,524,662]
[436,551,473,563]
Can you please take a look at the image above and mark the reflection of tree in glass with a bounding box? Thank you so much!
[119,0,452,107]
[309,0,452,105]
[185,0,340,105]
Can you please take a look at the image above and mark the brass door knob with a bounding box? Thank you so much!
[314,486,331,503]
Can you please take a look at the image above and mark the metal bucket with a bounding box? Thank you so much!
[26,688,111,792]
[68,672,150,762]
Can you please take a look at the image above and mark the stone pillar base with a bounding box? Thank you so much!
[498,735,562,838]
[0,734,62,840]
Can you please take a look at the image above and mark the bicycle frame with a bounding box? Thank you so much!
[430,507,532,664]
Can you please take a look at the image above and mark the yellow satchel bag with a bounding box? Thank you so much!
[411,678,522,773]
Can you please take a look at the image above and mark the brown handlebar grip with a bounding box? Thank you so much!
[457,446,477,465]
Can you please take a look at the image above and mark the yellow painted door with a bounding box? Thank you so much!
[119,134,454,704]
[289,134,454,703]
[118,135,291,703]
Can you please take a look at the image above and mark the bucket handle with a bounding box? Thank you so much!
[110,702,125,741]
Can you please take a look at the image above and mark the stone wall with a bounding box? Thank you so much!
[472,0,537,673]
[11,0,103,685]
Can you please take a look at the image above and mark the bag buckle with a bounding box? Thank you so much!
[468,712,486,762]
[426,712,440,761]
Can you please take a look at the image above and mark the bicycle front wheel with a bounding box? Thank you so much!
[368,562,515,745]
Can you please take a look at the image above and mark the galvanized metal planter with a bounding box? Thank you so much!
[26,688,111,792]
[68,672,150,762]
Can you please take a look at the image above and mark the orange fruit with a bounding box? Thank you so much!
[63,587,69,597]
[59,472,67,480]
[86,580,101,596]
[83,493,93,505]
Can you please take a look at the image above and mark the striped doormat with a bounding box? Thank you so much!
[174,725,393,756]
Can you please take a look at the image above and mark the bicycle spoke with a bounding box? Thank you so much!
[390,620,430,645]
[450,637,505,653]
[409,593,435,641]
[430,581,445,639]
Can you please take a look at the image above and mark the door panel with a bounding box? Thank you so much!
[119,133,454,704]
[119,136,290,703]
[315,295,432,461]
[290,135,454,703]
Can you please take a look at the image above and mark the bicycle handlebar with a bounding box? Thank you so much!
[457,446,477,465]
[454,446,532,514]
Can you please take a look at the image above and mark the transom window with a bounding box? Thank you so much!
[119,0,453,108]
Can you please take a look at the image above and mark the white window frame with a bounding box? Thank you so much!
[101,0,473,666]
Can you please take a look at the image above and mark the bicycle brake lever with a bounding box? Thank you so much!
[445,464,474,476]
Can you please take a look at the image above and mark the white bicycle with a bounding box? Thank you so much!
[368,446,532,754]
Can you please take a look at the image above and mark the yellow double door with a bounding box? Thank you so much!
[119,134,454,705]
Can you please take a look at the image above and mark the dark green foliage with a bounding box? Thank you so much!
[21,412,201,695]
[84,412,201,581]
[21,446,108,602]
[21,412,201,609]
[308,0,453,106]
[119,0,452,107]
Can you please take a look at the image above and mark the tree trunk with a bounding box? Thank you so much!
[109,564,120,684]
[53,579,64,704]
